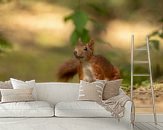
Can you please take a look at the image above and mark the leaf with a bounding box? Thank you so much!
[64,10,90,46]
[149,31,158,38]
[149,40,160,50]
[71,10,89,33]
[80,28,90,43]
[158,33,163,38]
[70,28,90,46]
[70,30,79,46]
[64,14,72,22]
[0,35,12,52]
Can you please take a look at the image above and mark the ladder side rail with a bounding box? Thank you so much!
[131,35,134,100]
[146,36,157,124]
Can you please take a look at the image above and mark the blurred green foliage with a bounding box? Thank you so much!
[0,34,12,53]
[0,0,163,89]
[149,21,163,39]
[64,10,90,45]
[65,0,163,88]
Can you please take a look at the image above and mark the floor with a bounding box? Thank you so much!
[134,122,163,130]
[0,117,162,130]
[0,117,134,130]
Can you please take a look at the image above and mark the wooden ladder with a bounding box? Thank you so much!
[130,35,157,125]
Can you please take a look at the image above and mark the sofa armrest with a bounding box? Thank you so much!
[119,89,134,123]
[119,101,134,129]
[123,101,132,121]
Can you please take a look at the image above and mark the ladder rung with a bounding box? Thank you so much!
[133,74,150,76]
[135,48,147,51]
[136,106,153,108]
[133,91,152,93]
[134,61,149,64]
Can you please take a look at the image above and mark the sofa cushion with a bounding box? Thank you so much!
[55,101,112,117]
[0,101,54,117]
[1,88,34,103]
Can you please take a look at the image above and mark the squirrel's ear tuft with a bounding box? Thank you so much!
[88,39,94,50]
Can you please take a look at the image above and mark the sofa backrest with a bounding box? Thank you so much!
[36,82,79,105]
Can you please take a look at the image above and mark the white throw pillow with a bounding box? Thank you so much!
[10,78,37,100]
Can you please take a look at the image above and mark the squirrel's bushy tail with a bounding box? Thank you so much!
[57,59,79,82]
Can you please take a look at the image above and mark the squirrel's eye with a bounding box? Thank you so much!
[84,47,87,51]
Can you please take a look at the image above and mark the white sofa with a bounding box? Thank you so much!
[0,82,133,130]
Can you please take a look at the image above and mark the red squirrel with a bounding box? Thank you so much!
[57,39,120,82]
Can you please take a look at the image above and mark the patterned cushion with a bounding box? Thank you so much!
[0,81,13,101]
[10,78,37,100]
[78,80,106,102]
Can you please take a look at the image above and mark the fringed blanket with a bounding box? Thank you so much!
[98,90,135,124]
